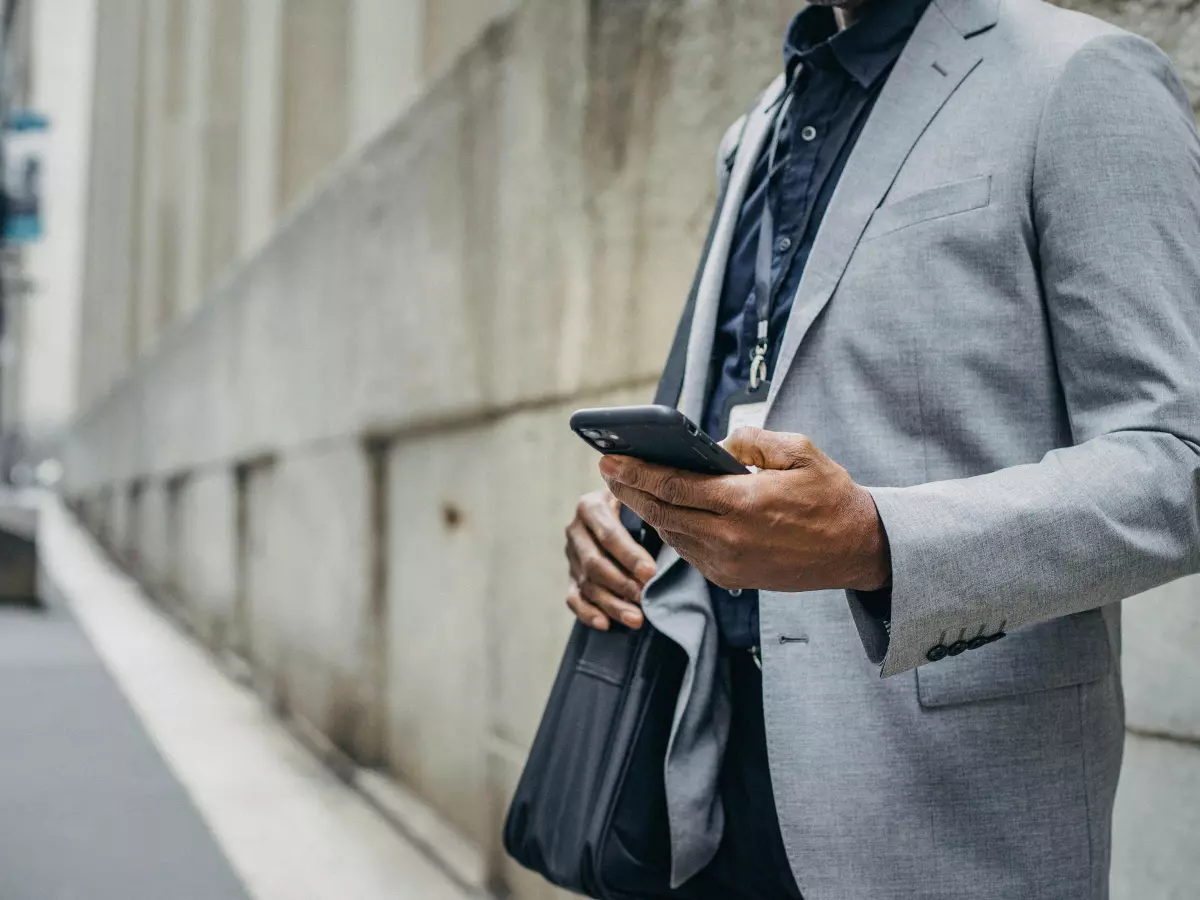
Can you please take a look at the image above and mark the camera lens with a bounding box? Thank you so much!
[581,429,603,439]
[594,439,613,449]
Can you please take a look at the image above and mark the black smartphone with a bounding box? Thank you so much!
[570,405,750,476]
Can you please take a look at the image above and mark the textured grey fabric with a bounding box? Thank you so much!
[644,0,1200,897]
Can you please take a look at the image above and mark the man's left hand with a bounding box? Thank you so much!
[598,427,891,593]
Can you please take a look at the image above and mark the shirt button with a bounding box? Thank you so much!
[776,236,792,253]
[729,589,742,597]
[800,125,818,142]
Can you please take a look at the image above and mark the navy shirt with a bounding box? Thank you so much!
[702,0,930,650]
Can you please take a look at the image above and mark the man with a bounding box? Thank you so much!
[562,0,1200,897]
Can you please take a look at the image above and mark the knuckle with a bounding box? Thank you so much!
[717,527,739,553]
[726,522,749,550]
[657,475,684,507]
[729,426,754,444]
[581,553,603,581]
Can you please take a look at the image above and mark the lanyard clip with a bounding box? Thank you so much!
[749,342,769,390]
[749,319,769,390]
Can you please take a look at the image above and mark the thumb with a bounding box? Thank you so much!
[722,427,816,470]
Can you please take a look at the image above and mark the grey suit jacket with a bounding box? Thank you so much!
[640,0,1200,897]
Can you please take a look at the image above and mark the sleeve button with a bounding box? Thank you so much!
[967,636,989,651]
[947,640,969,656]
[926,645,949,662]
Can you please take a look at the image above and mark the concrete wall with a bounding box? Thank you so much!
[77,0,511,408]
[65,1,1200,898]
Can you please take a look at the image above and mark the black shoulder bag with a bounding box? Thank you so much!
[502,128,744,899]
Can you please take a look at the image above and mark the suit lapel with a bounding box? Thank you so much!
[765,0,989,414]
[677,75,786,422]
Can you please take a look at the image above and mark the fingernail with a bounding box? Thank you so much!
[621,610,643,628]
[592,616,609,631]
[636,562,656,582]
[598,456,619,476]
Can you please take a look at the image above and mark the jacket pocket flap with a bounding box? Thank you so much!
[915,610,1112,708]
[864,174,991,241]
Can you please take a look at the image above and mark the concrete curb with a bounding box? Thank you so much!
[41,492,487,900]
[82,503,496,900]
[282,711,490,898]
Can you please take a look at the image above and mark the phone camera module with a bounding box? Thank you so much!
[594,439,613,449]
[581,429,603,439]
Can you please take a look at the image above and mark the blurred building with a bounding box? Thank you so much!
[32,1,1200,898]
[0,0,85,480]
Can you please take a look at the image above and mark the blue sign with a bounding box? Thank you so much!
[3,109,48,244]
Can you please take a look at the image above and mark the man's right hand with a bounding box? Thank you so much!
[565,490,657,631]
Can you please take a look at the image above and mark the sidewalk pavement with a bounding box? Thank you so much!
[15,494,475,900]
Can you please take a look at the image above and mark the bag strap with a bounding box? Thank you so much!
[622,117,750,547]
[652,115,749,409]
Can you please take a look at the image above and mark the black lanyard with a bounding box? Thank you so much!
[749,87,797,391]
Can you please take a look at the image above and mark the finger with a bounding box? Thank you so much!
[721,428,817,471]
[567,582,610,630]
[607,481,720,536]
[579,494,657,582]
[598,456,735,514]
[567,521,644,603]
[657,529,713,582]
[566,540,585,585]
[658,528,707,566]
[580,580,645,629]
[658,529,741,590]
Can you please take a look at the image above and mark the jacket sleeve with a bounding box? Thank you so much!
[848,33,1200,678]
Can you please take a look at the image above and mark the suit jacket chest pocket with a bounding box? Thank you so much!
[863,174,992,242]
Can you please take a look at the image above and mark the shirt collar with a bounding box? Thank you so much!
[783,0,934,89]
